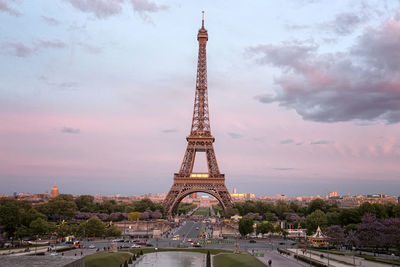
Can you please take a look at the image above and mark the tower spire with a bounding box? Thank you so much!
[192,11,210,136]
[202,11,205,28]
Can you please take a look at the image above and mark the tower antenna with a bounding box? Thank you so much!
[202,11,204,28]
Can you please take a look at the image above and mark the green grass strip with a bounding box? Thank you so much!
[85,251,132,267]
[214,253,266,267]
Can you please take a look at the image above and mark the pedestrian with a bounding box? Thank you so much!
[268,259,272,266]
[81,251,83,256]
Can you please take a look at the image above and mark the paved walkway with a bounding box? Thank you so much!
[288,248,395,267]
[249,249,306,267]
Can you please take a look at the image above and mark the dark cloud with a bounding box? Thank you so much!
[321,12,364,35]
[280,139,294,144]
[0,42,32,57]
[130,0,168,21]
[61,126,80,134]
[58,82,79,90]
[162,128,177,133]
[41,15,60,26]
[36,40,66,49]
[0,0,20,16]
[227,132,243,139]
[77,42,102,54]
[284,23,309,31]
[1,39,66,57]
[310,140,332,145]
[64,0,124,19]
[64,0,168,20]
[249,15,400,124]
[273,167,295,171]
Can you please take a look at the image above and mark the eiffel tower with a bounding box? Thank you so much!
[163,12,233,216]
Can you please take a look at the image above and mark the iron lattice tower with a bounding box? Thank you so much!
[163,12,233,216]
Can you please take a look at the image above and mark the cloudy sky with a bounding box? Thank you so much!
[1,0,400,197]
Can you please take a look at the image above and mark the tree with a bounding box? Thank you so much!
[264,212,277,222]
[75,195,94,211]
[22,208,47,226]
[128,212,141,221]
[326,212,340,226]
[324,225,345,248]
[339,208,361,226]
[206,250,211,267]
[256,221,274,235]
[238,217,254,237]
[305,210,327,234]
[105,225,122,237]
[0,198,33,236]
[356,214,384,252]
[29,218,50,236]
[274,201,289,219]
[382,218,400,253]
[43,194,77,220]
[151,210,162,219]
[81,216,105,237]
[307,199,328,214]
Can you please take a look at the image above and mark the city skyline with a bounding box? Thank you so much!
[1,0,400,197]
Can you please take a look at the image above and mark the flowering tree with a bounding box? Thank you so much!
[325,225,345,248]
[356,213,385,254]
[382,218,400,253]
[151,210,162,219]
[140,211,150,220]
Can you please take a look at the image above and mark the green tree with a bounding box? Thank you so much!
[0,199,22,235]
[22,208,47,226]
[305,210,327,234]
[238,217,254,237]
[256,221,274,235]
[206,250,211,267]
[327,212,340,226]
[339,208,361,226]
[29,218,50,236]
[105,225,122,237]
[42,194,77,220]
[307,199,328,214]
[264,212,276,222]
[81,216,105,237]
[274,201,289,219]
[75,195,95,211]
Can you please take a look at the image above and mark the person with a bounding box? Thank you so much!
[268,259,272,266]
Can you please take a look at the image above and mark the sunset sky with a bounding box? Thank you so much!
[1,0,400,196]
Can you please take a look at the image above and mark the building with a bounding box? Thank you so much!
[50,183,60,198]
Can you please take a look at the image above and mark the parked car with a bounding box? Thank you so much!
[187,239,193,242]
[136,241,147,245]
[249,240,256,243]
[88,245,96,249]
[146,243,154,247]
[131,244,141,248]
[192,242,201,247]
[50,251,58,256]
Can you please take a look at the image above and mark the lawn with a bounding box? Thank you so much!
[85,251,132,267]
[213,253,266,267]
[193,207,210,216]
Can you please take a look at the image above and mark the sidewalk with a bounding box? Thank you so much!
[288,248,394,267]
